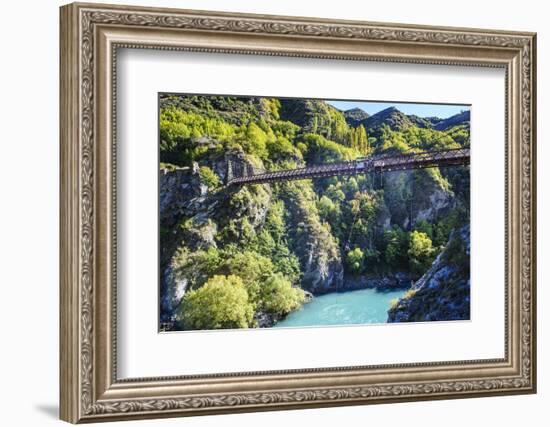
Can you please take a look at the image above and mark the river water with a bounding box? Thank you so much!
[273,288,406,328]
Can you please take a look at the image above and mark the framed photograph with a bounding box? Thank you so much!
[60,2,537,423]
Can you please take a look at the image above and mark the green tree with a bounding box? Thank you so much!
[249,200,302,283]
[408,231,435,275]
[241,122,269,159]
[383,227,409,269]
[346,247,364,273]
[218,251,276,303]
[348,126,357,148]
[414,219,433,239]
[347,125,368,154]
[379,130,409,153]
[266,136,302,162]
[328,107,350,144]
[355,124,369,154]
[300,133,359,164]
[317,195,339,222]
[171,247,222,291]
[178,275,254,330]
[326,183,346,202]
[259,273,306,315]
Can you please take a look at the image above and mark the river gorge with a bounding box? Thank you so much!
[158,95,471,330]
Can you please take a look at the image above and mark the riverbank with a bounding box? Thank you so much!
[161,276,413,331]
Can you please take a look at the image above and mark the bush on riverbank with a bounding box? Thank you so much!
[178,275,254,329]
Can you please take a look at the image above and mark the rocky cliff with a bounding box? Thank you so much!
[281,181,344,293]
[381,169,454,230]
[159,154,345,321]
[387,225,470,322]
[159,164,220,321]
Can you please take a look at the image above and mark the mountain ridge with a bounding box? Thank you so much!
[338,105,469,133]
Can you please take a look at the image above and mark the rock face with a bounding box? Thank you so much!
[387,225,470,322]
[382,170,454,230]
[343,272,414,291]
[281,182,344,294]
[159,153,271,322]
[159,166,213,322]
[161,264,189,323]
[159,165,204,229]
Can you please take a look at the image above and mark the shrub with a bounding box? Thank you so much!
[402,288,418,300]
[159,106,237,165]
[259,273,306,315]
[177,275,254,330]
[443,230,469,269]
[317,195,339,222]
[346,247,364,273]
[171,247,222,291]
[160,106,237,144]
[221,184,271,243]
[159,162,181,171]
[300,133,359,164]
[262,98,282,120]
[250,230,301,284]
[379,131,410,154]
[402,126,460,151]
[383,227,410,269]
[424,167,451,192]
[408,231,435,275]
[267,136,303,162]
[217,251,276,302]
[272,120,300,140]
[198,166,221,190]
[240,122,269,159]
[414,220,433,239]
[325,184,346,202]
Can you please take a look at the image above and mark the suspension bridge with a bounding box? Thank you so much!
[226,148,470,186]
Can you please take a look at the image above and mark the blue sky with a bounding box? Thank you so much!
[326,100,469,119]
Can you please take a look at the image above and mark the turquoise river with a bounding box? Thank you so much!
[273,288,406,328]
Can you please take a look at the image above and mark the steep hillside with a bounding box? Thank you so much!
[363,107,414,134]
[434,110,470,131]
[344,107,370,127]
[278,99,350,144]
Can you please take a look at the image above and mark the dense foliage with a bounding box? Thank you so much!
[178,275,254,329]
[160,95,470,329]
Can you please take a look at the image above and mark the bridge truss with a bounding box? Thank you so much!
[226,148,470,186]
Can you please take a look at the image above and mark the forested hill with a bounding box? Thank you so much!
[159,95,470,330]
[343,105,470,138]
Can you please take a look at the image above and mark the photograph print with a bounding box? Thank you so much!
[159,94,471,332]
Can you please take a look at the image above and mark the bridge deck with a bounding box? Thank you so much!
[228,148,469,186]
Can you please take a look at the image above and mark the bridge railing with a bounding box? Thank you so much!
[226,148,470,185]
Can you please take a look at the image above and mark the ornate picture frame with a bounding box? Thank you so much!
[60,2,536,423]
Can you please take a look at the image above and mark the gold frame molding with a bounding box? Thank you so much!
[60,2,537,423]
